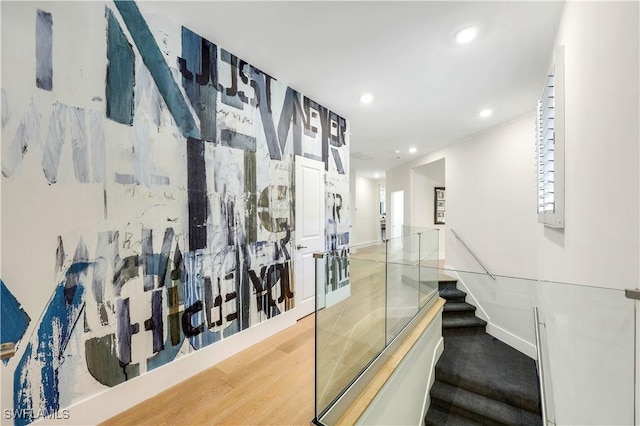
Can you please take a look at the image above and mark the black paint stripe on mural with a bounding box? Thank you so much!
[244,151,257,244]
[277,87,304,156]
[141,228,154,292]
[331,147,345,175]
[187,137,207,250]
[221,129,256,152]
[105,7,135,126]
[116,298,134,365]
[36,10,53,91]
[148,290,164,352]
[304,153,323,162]
[237,228,251,331]
[251,68,280,160]
[158,228,174,287]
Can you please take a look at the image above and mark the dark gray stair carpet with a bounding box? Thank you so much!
[430,380,541,426]
[425,279,542,425]
[424,402,483,426]
[436,333,541,413]
[442,301,476,315]
[439,286,467,301]
[441,315,486,328]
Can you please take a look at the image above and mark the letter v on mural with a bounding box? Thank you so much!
[0,1,350,424]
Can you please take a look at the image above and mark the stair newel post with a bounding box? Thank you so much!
[418,232,422,309]
[534,306,552,426]
[384,237,389,345]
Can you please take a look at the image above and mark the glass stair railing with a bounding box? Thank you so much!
[312,230,637,426]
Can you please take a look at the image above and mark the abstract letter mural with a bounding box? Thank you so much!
[0,1,349,424]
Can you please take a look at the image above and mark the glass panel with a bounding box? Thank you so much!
[430,265,635,426]
[418,229,439,308]
[385,233,419,344]
[315,241,636,425]
[315,254,386,419]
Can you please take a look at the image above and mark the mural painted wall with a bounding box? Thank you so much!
[0,2,349,424]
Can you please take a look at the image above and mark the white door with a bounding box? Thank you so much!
[294,156,325,318]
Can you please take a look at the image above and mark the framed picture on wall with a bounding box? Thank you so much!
[434,187,445,224]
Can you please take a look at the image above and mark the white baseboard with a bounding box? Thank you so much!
[444,265,536,359]
[38,308,300,425]
[420,336,444,421]
[487,322,536,359]
[444,266,490,323]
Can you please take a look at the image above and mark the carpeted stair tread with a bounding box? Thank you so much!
[424,400,483,426]
[438,280,459,290]
[439,287,467,301]
[442,315,486,329]
[436,333,541,413]
[443,301,476,313]
[430,380,542,426]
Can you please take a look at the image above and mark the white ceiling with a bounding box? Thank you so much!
[138,1,565,178]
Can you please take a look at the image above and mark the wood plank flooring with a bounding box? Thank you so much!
[101,314,315,426]
[102,242,449,426]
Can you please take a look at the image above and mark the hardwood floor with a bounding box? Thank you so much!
[102,242,450,426]
[101,314,315,426]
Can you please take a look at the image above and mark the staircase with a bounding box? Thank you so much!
[425,280,542,425]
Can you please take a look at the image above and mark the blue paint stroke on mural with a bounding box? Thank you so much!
[180,26,218,142]
[13,265,87,426]
[113,1,199,139]
[106,7,135,125]
[0,280,31,364]
[36,9,53,91]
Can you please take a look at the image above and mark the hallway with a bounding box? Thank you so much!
[101,315,315,426]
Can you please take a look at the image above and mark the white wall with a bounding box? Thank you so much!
[536,0,639,290]
[537,2,638,424]
[351,174,384,246]
[412,159,446,259]
[356,316,443,426]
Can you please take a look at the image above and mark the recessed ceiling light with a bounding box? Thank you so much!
[479,109,493,118]
[360,93,374,104]
[374,173,380,178]
[395,150,400,154]
[409,147,417,154]
[455,27,478,44]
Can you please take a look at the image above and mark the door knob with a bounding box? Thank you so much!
[296,244,307,250]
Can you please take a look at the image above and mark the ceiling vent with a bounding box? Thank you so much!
[350,151,374,161]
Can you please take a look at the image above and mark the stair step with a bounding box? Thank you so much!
[442,316,486,329]
[436,333,541,413]
[439,287,466,301]
[430,380,542,426]
[443,301,477,315]
[424,401,483,426]
[438,280,458,291]
[442,316,486,336]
